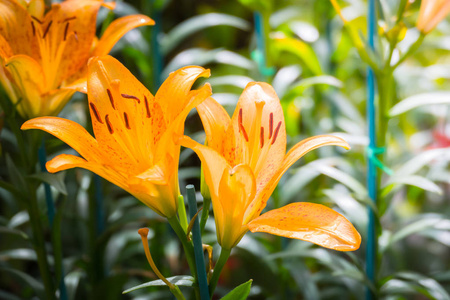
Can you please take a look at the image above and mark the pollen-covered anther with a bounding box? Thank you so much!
[89,103,103,124]
[238,108,249,142]
[105,114,114,134]
[271,121,282,145]
[63,22,69,41]
[122,93,141,103]
[42,20,53,39]
[124,112,131,129]
[144,95,151,118]
[138,228,149,237]
[31,16,43,24]
[269,112,274,139]
[106,89,115,109]
[260,127,264,148]
[31,21,36,36]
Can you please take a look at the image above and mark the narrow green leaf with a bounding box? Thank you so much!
[221,279,253,300]
[29,172,67,196]
[161,13,250,54]
[389,92,450,116]
[122,276,195,294]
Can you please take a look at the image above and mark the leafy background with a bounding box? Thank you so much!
[1,0,449,299]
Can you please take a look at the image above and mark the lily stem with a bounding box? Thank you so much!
[167,215,199,296]
[208,247,231,298]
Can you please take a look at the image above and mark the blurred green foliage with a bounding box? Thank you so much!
[1,0,450,299]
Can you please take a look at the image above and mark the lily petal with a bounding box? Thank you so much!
[249,135,350,221]
[155,66,211,122]
[179,135,229,199]
[229,82,286,181]
[196,96,231,152]
[87,55,155,169]
[217,163,256,249]
[21,117,102,162]
[46,153,127,189]
[5,55,46,117]
[0,0,39,59]
[248,202,361,251]
[93,14,155,56]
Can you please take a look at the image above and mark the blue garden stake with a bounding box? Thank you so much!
[93,175,105,235]
[186,185,210,300]
[366,0,377,299]
[38,141,68,300]
[253,11,275,80]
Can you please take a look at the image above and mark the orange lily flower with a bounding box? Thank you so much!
[417,0,450,33]
[22,55,211,218]
[180,83,361,251]
[0,0,154,119]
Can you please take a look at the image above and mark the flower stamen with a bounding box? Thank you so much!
[269,112,273,139]
[89,103,103,123]
[138,228,174,289]
[105,114,114,134]
[144,95,151,118]
[31,21,36,36]
[42,21,52,39]
[272,121,282,145]
[238,108,249,142]
[123,112,131,129]
[122,93,141,103]
[106,88,115,109]
[260,127,264,148]
[63,22,69,41]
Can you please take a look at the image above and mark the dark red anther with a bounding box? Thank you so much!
[106,89,115,109]
[31,16,43,24]
[124,112,131,129]
[144,95,151,118]
[271,121,282,145]
[89,103,103,124]
[31,21,36,36]
[260,127,264,148]
[63,22,69,41]
[105,114,114,134]
[269,113,273,139]
[122,93,140,103]
[63,16,76,22]
[42,20,52,39]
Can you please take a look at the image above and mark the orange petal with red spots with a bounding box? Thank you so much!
[248,202,361,251]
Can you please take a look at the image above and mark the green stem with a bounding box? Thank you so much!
[392,34,425,69]
[170,285,187,300]
[167,216,199,295]
[208,248,231,298]
[177,195,189,232]
[27,182,56,300]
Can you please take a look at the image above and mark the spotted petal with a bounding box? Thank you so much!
[248,202,361,251]
[93,14,154,56]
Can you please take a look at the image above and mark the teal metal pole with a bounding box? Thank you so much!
[186,185,210,300]
[366,0,377,299]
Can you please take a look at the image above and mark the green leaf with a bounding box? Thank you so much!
[5,154,26,196]
[161,13,250,54]
[122,276,195,294]
[381,272,450,300]
[0,226,29,240]
[52,198,66,284]
[311,164,367,197]
[273,35,322,75]
[389,92,450,117]
[221,279,253,300]
[382,216,445,252]
[384,175,443,195]
[29,172,67,195]
[0,267,45,299]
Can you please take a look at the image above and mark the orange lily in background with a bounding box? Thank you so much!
[180,83,361,251]
[22,55,211,218]
[0,0,154,119]
[417,0,450,33]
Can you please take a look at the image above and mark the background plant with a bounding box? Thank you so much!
[1,0,449,299]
